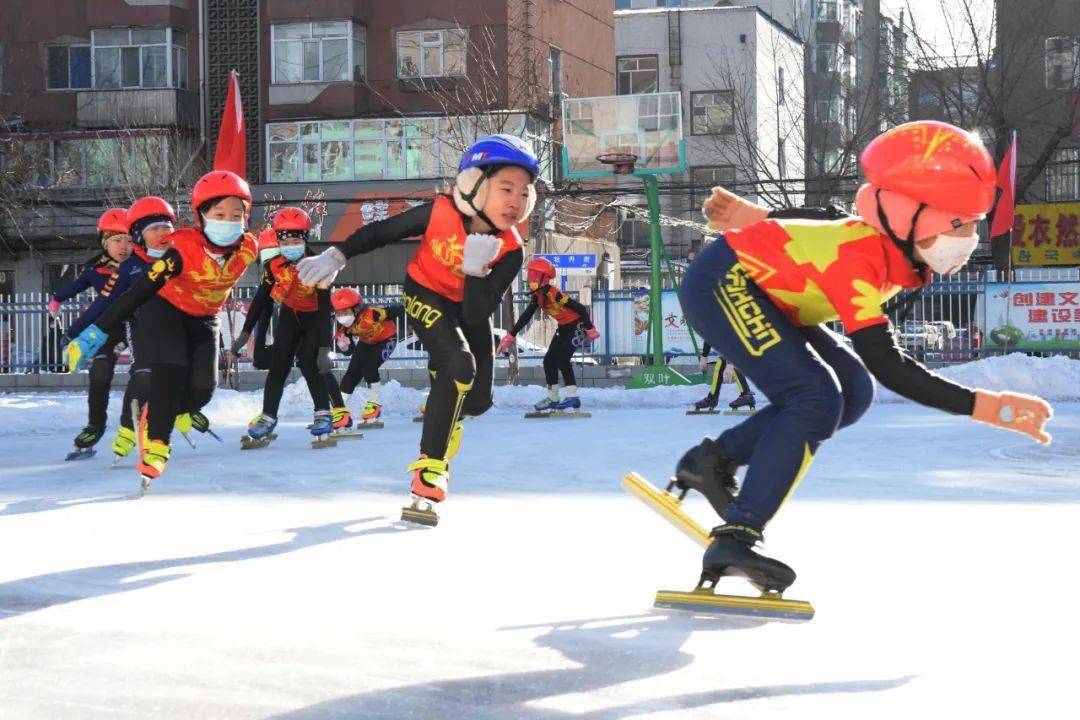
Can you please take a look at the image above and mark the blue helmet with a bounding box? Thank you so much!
[458,134,540,180]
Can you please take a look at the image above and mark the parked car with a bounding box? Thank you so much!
[896,320,944,352]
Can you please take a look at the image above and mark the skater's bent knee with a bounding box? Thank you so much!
[838,371,874,429]
[446,349,476,386]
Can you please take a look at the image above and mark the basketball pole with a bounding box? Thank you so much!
[626,174,691,389]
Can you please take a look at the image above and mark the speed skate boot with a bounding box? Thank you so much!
[136,439,171,495]
[111,425,137,462]
[699,524,796,595]
[402,456,449,526]
[728,391,756,411]
[692,392,718,411]
[361,401,381,421]
[332,406,353,431]
[670,437,739,519]
[241,414,278,450]
[66,424,104,461]
[309,410,336,448]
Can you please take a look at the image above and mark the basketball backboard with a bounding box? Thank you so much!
[561,92,686,179]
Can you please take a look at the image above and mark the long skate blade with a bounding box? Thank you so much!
[524,410,592,419]
[240,433,277,450]
[180,431,196,449]
[332,430,365,440]
[654,588,814,622]
[412,416,424,423]
[310,436,337,449]
[723,409,756,415]
[685,409,720,415]
[622,472,711,549]
[204,427,223,442]
[401,504,439,527]
[65,448,97,461]
[139,475,152,496]
[356,421,384,430]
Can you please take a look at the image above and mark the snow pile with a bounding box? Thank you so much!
[875,354,1080,403]
[1,355,1076,440]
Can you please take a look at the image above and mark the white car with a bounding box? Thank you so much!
[386,327,598,368]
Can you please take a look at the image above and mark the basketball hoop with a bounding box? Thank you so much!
[596,153,638,175]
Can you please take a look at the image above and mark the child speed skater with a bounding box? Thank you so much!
[326,288,404,427]
[497,255,600,412]
[296,134,540,523]
[65,170,259,488]
[231,207,334,446]
[671,120,1052,596]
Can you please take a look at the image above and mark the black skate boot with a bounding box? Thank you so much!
[669,437,738,518]
[74,424,105,449]
[699,524,796,595]
[692,392,718,411]
[728,391,756,411]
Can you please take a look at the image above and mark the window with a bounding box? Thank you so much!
[396,28,466,79]
[266,114,543,183]
[815,97,842,123]
[1046,148,1080,201]
[690,91,734,135]
[817,0,838,21]
[690,165,735,211]
[618,218,652,248]
[45,44,91,90]
[815,43,838,73]
[616,55,658,95]
[9,133,171,189]
[273,21,365,84]
[549,45,563,115]
[1044,36,1079,90]
[91,28,185,90]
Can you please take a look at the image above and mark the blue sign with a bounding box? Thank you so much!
[533,254,597,273]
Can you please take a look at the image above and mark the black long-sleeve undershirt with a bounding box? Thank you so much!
[91,248,184,334]
[850,323,975,415]
[337,203,433,259]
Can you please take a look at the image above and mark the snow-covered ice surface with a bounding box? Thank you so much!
[1,355,1078,719]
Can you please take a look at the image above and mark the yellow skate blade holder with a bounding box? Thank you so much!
[654,587,815,622]
[622,472,711,549]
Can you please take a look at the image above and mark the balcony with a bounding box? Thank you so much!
[76,89,199,130]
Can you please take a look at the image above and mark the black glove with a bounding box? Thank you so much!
[317,347,333,374]
[253,345,271,370]
[230,329,251,356]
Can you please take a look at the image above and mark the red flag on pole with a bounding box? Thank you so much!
[213,70,246,179]
[989,130,1017,238]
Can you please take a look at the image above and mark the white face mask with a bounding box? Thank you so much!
[914,230,979,275]
[337,313,356,328]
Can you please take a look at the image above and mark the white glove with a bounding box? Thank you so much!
[461,233,502,277]
[297,246,347,287]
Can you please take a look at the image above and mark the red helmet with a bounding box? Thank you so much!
[191,170,252,215]
[273,207,313,232]
[257,228,280,263]
[332,288,363,311]
[97,208,130,235]
[526,256,556,286]
[860,121,995,216]
[127,196,176,226]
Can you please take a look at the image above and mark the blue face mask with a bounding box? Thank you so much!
[202,216,245,247]
[146,246,167,258]
[281,245,305,262]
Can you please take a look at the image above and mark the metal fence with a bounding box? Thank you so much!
[2,269,1078,375]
